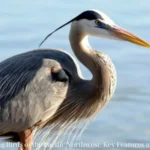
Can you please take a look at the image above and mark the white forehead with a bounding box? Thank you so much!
[89,9,115,25]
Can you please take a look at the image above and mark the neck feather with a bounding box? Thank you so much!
[43,25,116,129]
[69,25,112,99]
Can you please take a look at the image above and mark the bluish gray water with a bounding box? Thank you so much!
[0,0,150,150]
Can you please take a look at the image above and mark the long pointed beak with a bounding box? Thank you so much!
[112,26,150,48]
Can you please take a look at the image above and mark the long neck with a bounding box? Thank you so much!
[45,25,116,127]
[69,25,111,99]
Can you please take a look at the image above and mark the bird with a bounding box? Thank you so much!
[0,9,150,150]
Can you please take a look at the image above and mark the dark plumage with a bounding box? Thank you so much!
[0,132,19,142]
[0,49,78,134]
[75,10,103,21]
[51,68,69,82]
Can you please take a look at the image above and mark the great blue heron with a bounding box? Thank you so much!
[0,9,149,150]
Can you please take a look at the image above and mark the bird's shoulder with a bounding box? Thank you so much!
[0,49,79,98]
[0,49,79,132]
[0,48,78,74]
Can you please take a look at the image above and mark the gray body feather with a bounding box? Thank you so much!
[0,49,79,133]
[0,47,116,144]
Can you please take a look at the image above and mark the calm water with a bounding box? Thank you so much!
[0,0,150,150]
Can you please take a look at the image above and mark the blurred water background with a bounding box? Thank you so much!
[0,0,150,150]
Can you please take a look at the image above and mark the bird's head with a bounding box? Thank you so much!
[39,9,150,48]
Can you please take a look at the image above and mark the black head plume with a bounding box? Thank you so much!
[75,10,103,21]
[39,18,75,47]
[39,10,102,47]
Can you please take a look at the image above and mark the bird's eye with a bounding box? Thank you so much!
[95,20,102,26]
